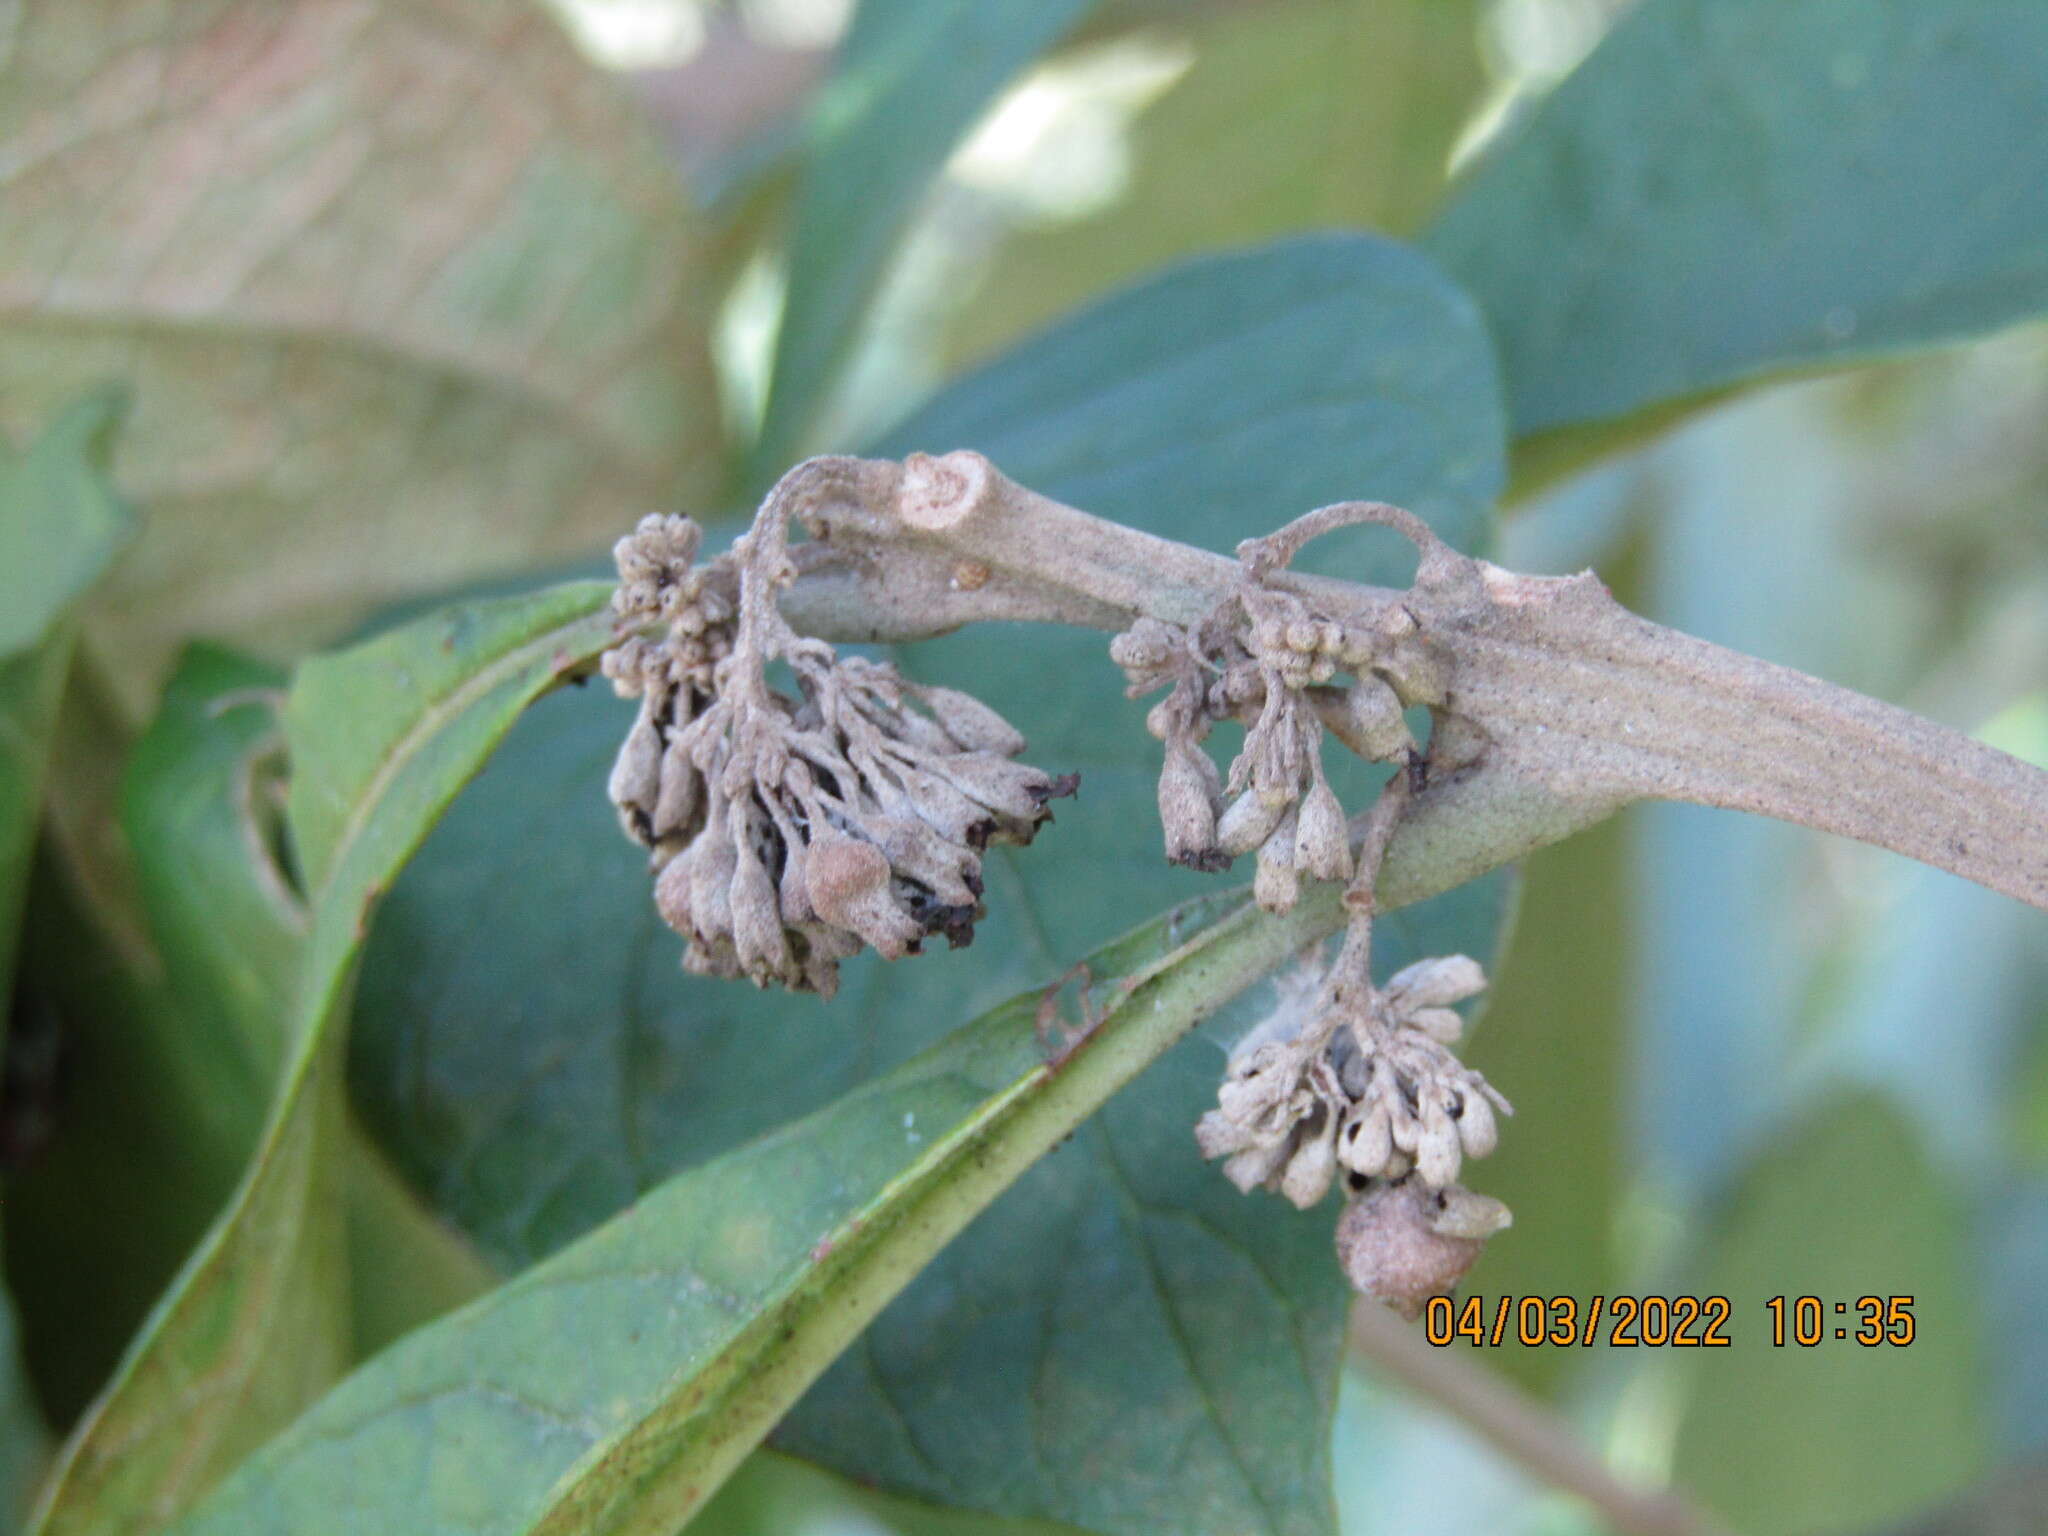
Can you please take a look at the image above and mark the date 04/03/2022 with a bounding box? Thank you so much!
[1425,1295,1918,1348]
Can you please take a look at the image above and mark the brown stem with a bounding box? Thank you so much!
[765,451,2048,915]
[1350,1302,1736,1536]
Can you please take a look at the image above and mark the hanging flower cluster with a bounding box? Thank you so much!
[1110,503,1450,913]
[1196,951,1511,1203]
[603,496,1073,996]
[1194,941,1513,1311]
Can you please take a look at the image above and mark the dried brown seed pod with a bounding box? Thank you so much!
[1335,1178,1511,1318]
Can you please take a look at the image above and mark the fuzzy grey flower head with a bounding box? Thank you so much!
[604,506,1075,996]
[1195,951,1509,1210]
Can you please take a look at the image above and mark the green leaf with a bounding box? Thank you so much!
[28,583,615,1536]
[0,389,132,660]
[0,0,720,704]
[351,233,1512,1534]
[950,0,1486,366]
[188,888,1364,1536]
[747,0,1095,481]
[1428,0,2048,455]
[0,390,128,1536]
[0,390,131,994]
[1671,1092,1985,1535]
[122,648,304,1106]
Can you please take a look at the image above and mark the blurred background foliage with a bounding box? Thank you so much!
[4,0,2048,1533]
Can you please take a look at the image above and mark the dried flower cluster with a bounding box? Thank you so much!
[1196,940,1513,1312]
[1110,503,1449,913]
[603,493,1073,995]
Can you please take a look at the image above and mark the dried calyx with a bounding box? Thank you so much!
[1110,502,1452,912]
[1197,927,1514,1315]
[603,467,1074,996]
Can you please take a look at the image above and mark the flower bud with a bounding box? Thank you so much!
[1280,1127,1337,1209]
[1338,1102,1393,1177]
[653,844,697,935]
[608,702,663,837]
[1385,954,1486,1010]
[919,685,1027,756]
[1409,1007,1464,1044]
[1222,1140,1291,1195]
[651,734,702,840]
[1253,813,1301,914]
[1429,1186,1512,1242]
[1292,777,1352,881]
[1217,791,1286,857]
[1159,742,1222,868]
[1109,617,1179,672]
[925,753,1058,824]
[689,804,738,940]
[804,831,892,929]
[729,834,790,981]
[1453,1091,1497,1158]
[1338,675,1410,762]
[1415,1114,1461,1188]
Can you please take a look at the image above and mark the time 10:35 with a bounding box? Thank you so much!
[1765,1295,1916,1346]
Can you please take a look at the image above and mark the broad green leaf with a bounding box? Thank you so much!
[950,0,1486,366]
[0,1285,46,1534]
[121,648,304,1105]
[186,887,1356,1536]
[746,0,1094,482]
[1671,1092,1984,1535]
[0,0,720,704]
[1427,0,2048,462]
[352,233,1512,1534]
[0,393,129,1514]
[0,389,132,659]
[0,390,131,994]
[29,583,616,1535]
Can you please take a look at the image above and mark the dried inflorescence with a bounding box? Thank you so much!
[1110,502,1451,913]
[1195,939,1513,1312]
[603,484,1074,996]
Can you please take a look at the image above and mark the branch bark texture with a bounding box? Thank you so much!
[766,450,2048,915]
